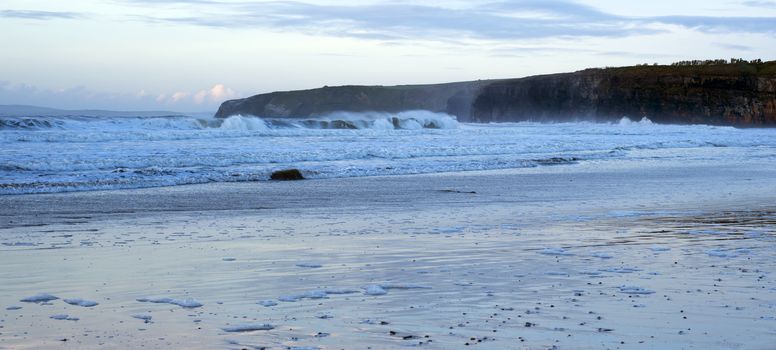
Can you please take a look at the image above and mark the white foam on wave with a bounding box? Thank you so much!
[617,116,654,126]
[219,115,269,131]
[0,115,208,132]
[1,111,459,144]
[305,110,460,130]
[372,118,394,130]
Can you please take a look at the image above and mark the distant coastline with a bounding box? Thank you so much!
[216,59,776,127]
[0,104,194,118]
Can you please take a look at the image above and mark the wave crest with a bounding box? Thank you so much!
[1,110,459,132]
[227,110,459,130]
[618,117,654,126]
[219,115,269,131]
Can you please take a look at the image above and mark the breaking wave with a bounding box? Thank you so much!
[617,117,654,126]
[0,110,459,132]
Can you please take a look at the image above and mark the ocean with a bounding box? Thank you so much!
[3,111,776,349]
[2,110,775,195]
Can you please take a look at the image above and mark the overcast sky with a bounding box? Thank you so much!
[1,0,775,111]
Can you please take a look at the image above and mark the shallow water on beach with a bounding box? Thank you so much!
[1,202,775,349]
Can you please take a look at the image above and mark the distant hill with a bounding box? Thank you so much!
[215,60,776,127]
[0,105,188,118]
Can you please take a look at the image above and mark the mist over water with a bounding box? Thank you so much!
[1,111,775,194]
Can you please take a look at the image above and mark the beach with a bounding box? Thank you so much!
[2,157,775,349]
[3,0,776,348]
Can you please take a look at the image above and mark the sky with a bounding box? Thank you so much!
[1,0,775,112]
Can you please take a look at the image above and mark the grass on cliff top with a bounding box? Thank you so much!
[583,60,776,77]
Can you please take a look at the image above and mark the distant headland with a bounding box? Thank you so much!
[216,59,776,127]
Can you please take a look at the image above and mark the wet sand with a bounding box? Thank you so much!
[1,159,775,349]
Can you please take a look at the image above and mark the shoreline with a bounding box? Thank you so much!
[2,158,775,228]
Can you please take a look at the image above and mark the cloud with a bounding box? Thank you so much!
[132,1,653,40]
[742,1,776,8]
[0,9,82,20]
[651,15,776,33]
[170,91,190,103]
[193,84,237,104]
[121,0,776,42]
[486,46,671,59]
[714,42,754,51]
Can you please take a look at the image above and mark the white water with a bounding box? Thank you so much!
[1,111,775,194]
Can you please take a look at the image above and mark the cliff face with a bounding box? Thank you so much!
[216,61,776,126]
[473,64,776,126]
[215,81,491,120]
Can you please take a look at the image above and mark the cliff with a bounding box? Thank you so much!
[215,81,492,120]
[216,61,776,126]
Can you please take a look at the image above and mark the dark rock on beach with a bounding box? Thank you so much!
[270,169,305,181]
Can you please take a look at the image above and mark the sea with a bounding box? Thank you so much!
[2,110,775,195]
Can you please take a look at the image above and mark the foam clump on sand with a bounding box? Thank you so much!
[132,314,153,322]
[258,300,278,307]
[539,248,574,256]
[650,246,671,252]
[323,288,361,294]
[20,293,59,303]
[618,285,656,295]
[278,288,361,302]
[591,252,614,259]
[363,285,388,295]
[222,323,275,332]
[279,290,328,302]
[362,283,430,296]
[63,298,99,307]
[137,297,203,308]
[50,314,79,321]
